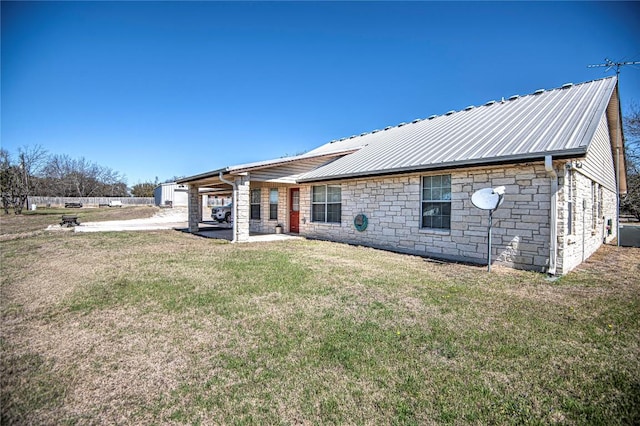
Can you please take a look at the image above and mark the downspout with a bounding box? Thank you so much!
[545,155,558,275]
[616,146,620,247]
[219,171,237,243]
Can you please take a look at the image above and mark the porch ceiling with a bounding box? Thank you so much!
[178,172,232,191]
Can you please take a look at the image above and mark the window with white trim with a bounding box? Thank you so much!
[591,182,600,230]
[312,185,341,223]
[568,171,575,234]
[269,188,278,220]
[421,175,451,229]
[250,189,261,220]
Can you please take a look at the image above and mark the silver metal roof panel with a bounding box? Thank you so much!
[299,77,617,182]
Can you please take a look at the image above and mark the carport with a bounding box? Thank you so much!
[177,169,244,241]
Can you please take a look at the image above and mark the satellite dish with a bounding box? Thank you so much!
[471,186,506,273]
[471,187,505,211]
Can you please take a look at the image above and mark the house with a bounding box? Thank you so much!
[178,77,627,275]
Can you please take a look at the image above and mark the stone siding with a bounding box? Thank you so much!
[557,169,617,273]
[188,185,201,232]
[248,183,290,234]
[226,161,616,274]
[235,176,250,242]
[299,164,554,272]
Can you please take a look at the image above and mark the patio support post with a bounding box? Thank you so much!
[235,174,250,242]
[188,184,201,233]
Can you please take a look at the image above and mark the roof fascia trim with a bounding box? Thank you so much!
[177,167,229,184]
[297,148,588,183]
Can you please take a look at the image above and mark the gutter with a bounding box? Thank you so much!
[297,148,588,184]
[177,167,228,185]
[218,172,237,243]
[545,155,558,275]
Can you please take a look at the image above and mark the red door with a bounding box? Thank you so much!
[290,188,300,233]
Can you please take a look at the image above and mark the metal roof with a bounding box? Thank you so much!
[177,148,360,184]
[298,77,617,182]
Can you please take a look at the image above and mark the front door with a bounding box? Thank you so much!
[290,188,300,233]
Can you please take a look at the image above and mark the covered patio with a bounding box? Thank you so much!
[177,165,301,243]
[191,223,303,243]
[176,147,360,243]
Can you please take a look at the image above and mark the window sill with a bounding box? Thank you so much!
[310,221,342,227]
[419,228,451,236]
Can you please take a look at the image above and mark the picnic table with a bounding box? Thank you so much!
[60,215,80,227]
[64,202,83,208]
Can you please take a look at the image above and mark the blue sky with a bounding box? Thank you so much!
[2,1,639,185]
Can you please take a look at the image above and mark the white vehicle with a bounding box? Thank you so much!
[212,203,233,223]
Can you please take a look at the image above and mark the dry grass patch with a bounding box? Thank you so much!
[0,206,159,238]
[1,226,639,424]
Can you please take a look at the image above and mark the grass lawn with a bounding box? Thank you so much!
[1,211,639,424]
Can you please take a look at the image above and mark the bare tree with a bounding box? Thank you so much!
[623,102,639,172]
[622,103,640,220]
[39,154,128,197]
[0,146,48,214]
[0,149,13,214]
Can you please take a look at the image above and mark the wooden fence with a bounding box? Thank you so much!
[28,197,155,208]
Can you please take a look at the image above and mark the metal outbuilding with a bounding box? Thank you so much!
[153,182,188,207]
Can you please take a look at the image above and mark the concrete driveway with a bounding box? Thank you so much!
[74,208,188,233]
[73,208,302,243]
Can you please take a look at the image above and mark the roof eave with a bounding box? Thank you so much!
[297,148,588,183]
[177,167,230,184]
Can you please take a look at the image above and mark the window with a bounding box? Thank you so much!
[312,185,341,223]
[269,188,278,220]
[421,175,451,229]
[250,189,261,220]
[591,182,600,230]
[598,185,603,219]
[568,171,574,234]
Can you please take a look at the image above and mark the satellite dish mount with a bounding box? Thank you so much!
[471,186,506,272]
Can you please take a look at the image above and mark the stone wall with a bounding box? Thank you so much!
[236,176,251,242]
[188,186,201,232]
[299,163,555,272]
[557,168,617,273]
[248,184,289,234]
[236,161,616,274]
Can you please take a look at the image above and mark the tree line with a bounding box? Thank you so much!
[1,146,162,214]
[621,103,640,220]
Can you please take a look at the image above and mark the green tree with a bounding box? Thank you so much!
[130,182,155,198]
